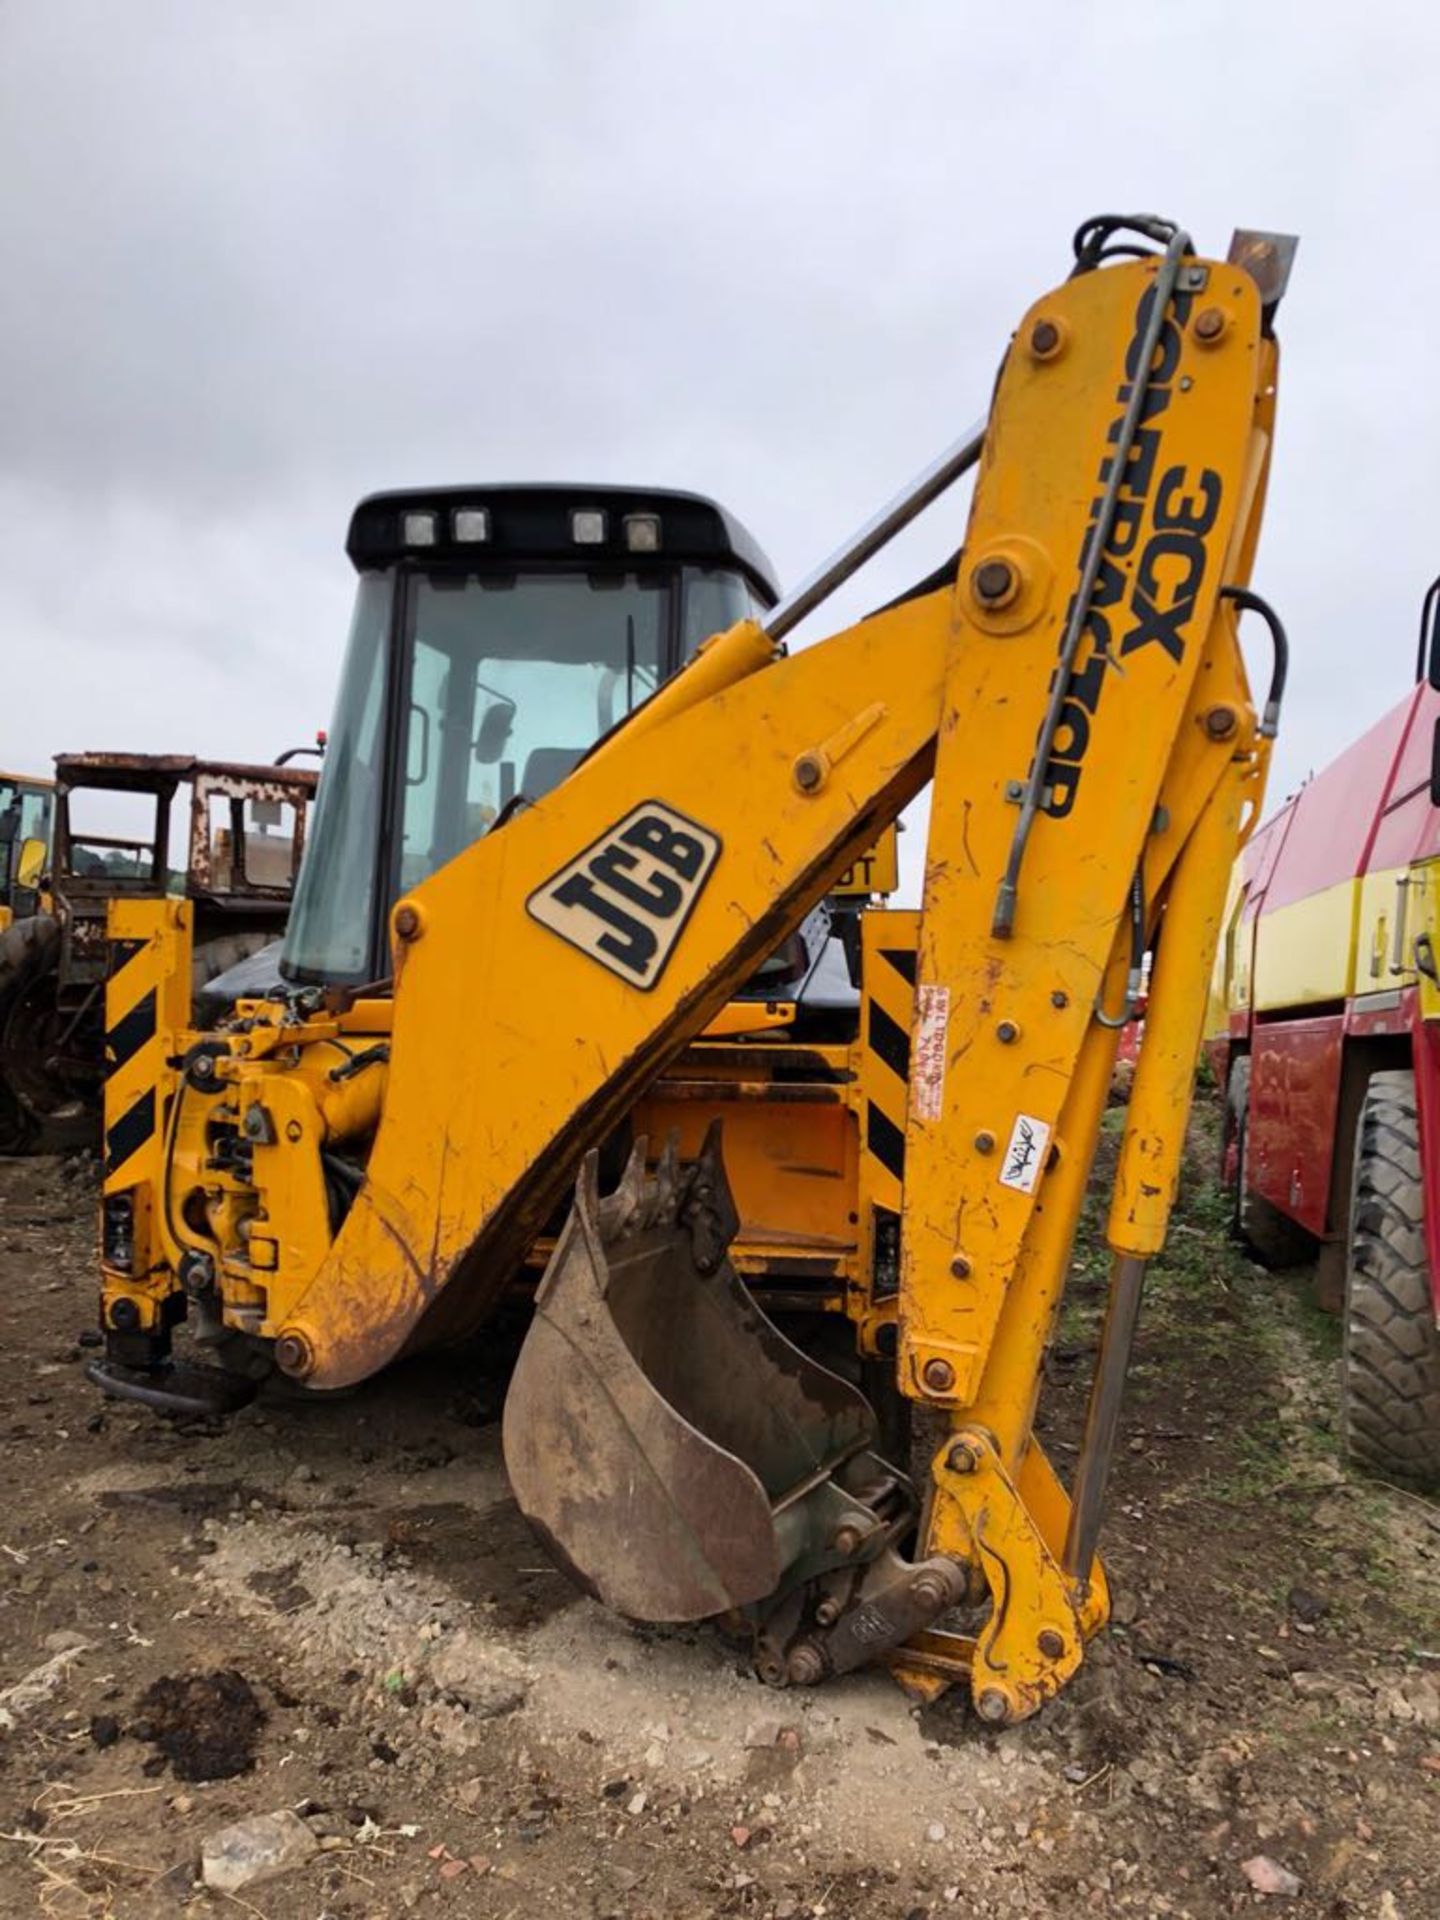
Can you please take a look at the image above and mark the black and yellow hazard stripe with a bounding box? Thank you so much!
[853,908,919,1337]
[103,900,191,1189]
[860,909,918,1208]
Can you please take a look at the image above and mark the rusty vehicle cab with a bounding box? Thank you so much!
[55,753,314,980]
[0,754,316,1153]
[1210,576,1440,1488]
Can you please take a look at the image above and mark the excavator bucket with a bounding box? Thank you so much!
[503,1124,882,1623]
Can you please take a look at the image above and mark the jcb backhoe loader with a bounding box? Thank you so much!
[92,216,1295,1721]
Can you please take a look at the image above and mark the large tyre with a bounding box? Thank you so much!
[0,1079,29,1156]
[0,915,92,1154]
[1229,1056,1315,1269]
[1343,1070,1440,1489]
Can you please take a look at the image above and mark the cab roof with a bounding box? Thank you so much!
[346,484,779,604]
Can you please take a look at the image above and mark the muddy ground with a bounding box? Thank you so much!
[0,1104,1435,1919]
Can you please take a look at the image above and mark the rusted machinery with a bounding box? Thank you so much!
[0,753,315,1153]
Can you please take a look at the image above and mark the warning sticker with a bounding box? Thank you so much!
[911,984,950,1123]
[999,1112,1051,1194]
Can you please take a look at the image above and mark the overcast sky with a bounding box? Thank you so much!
[3,2,1438,885]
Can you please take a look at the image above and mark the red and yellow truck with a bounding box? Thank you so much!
[1209,581,1440,1489]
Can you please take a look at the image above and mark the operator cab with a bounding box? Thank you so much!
[282,486,779,987]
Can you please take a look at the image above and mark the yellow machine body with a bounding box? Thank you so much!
[0,770,54,934]
[98,225,1287,1720]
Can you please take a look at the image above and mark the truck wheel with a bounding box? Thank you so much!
[1343,1069,1440,1490]
[1229,1056,1315,1269]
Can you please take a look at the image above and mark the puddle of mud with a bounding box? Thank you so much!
[134,1669,267,1781]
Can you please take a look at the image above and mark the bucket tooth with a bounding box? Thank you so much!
[504,1126,880,1624]
[680,1118,740,1274]
[589,1135,651,1253]
[649,1130,681,1229]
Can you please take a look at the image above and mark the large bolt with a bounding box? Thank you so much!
[274,1329,316,1380]
[109,1297,141,1332]
[909,1571,951,1615]
[972,558,1019,610]
[831,1520,866,1557]
[946,1439,979,1474]
[1028,317,1063,360]
[814,1596,842,1627]
[922,1357,956,1395]
[179,1250,216,1298]
[1201,704,1239,741]
[793,752,825,794]
[1037,1628,1066,1661]
[786,1642,826,1686]
[996,1019,1020,1045]
[950,1254,972,1279]
[975,1687,1012,1726]
[974,1130,996,1155]
[1193,305,1228,343]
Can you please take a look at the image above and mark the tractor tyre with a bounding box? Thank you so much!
[1229,1055,1315,1269]
[1342,1069,1440,1491]
[0,914,91,1154]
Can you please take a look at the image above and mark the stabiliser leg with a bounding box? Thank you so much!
[885,743,1260,1721]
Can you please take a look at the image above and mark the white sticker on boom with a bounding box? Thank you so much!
[911,984,950,1122]
[1000,1112,1051,1194]
[527,800,721,990]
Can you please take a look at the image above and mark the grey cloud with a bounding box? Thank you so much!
[2,0,1439,833]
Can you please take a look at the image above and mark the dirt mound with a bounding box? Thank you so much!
[135,1668,267,1780]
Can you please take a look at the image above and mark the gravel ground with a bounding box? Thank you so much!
[0,1102,1435,1918]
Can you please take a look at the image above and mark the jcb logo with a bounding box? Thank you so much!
[527,801,721,989]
